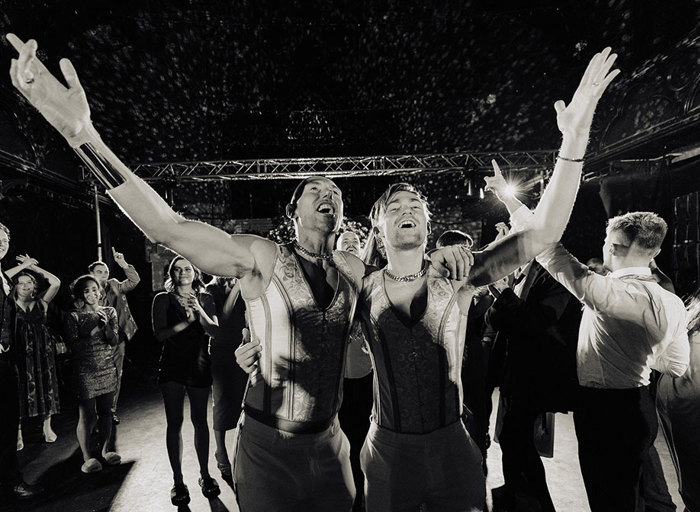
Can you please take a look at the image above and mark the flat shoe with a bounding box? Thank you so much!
[198,476,220,499]
[103,452,121,465]
[170,483,190,506]
[43,429,58,443]
[81,458,103,473]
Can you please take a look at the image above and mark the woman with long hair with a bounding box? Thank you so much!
[152,256,219,506]
[66,274,121,473]
[657,293,700,512]
[6,255,61,449]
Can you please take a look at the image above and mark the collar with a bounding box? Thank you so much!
[610,267,652,278]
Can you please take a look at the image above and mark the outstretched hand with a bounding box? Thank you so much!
[7,34,92,146]
[483,160,509,200]
[112,247,128,268]
[555,47,620,138]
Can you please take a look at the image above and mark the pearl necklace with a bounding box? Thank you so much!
[293,241,333,262]
[384,264,428,282]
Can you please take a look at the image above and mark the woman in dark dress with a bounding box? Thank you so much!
[66,275,121,473]
[6,256,61,448]
[152,256,219,506]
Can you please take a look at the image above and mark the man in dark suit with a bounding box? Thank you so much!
[486,260,581,511]
[0,222,43,499]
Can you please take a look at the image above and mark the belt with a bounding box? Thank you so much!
[244,405,335,434]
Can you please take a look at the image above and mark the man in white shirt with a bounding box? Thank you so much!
[536,212,690,512]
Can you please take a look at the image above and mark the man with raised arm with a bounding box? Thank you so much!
[89,247,141,425]
[355,49,619,511]
[486,128,689,512]
[535,210,689,511]
[6,33,471,511]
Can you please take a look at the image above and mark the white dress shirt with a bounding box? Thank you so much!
[537,243,690,389]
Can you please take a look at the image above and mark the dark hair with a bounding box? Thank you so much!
[70,274,102,301]
[606,212,667,252]
[370,183,431,227]
[285,176,341,219]
[88,261,108,272]
[12,271,38,300]
[436,230,474,249]
[164,256,205,294]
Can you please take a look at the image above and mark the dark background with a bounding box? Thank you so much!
[1,0,699,377]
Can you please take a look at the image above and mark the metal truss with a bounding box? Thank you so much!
[130,151,559,182]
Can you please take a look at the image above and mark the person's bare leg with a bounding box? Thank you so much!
[160,382,186,485]
[214,429,231,476]
[43,414,57,442]
[96,393,118,461]
[187,386,211,479]
[77,399,97,461]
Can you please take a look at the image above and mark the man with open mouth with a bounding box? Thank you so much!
[356,47,619,511]
[7,32,473,511]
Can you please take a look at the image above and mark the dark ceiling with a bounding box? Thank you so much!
[1,0,698,176]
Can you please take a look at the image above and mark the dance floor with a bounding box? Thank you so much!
[9,362,682,512]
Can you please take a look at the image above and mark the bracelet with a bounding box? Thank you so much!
[74,142,127,189]
[557,155,584,163]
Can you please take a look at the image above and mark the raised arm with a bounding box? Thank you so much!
[470,48,619,286]
[7,34,272,279]
[30,263,61,304]
[111,248,140,293]
[4,254,38,279]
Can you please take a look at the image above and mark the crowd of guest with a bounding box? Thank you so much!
[0,221,252,506]
[0,223,149,498]
[1,199,699,512]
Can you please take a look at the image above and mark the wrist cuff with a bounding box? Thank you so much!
[74,142,127,189]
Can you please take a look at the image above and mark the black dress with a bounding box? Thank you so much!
[153,292,213,388]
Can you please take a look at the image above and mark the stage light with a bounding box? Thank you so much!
[504,183,518,198]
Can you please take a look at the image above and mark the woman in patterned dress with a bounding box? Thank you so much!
[6,256,61,449]
[152,256,219,506]
[66,274,121,473]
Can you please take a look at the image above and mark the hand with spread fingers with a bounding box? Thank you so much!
[7,33,92,147]
[554,47,620,138]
